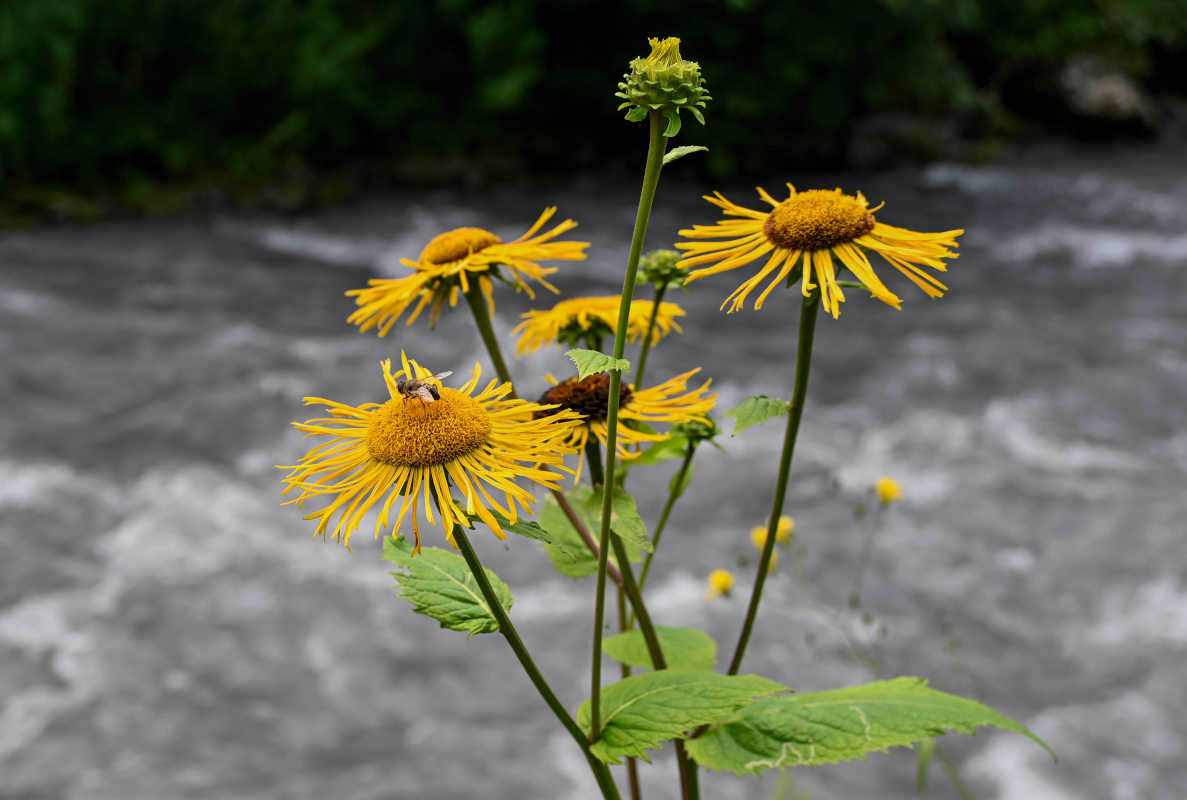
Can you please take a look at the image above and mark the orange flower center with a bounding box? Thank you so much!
[419,227,502,265]
[366,388,492,467]
[534,374,633,421]
[762,190,876,252]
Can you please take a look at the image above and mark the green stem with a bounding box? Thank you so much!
[609,535,698,800]
[449,523,621,799]
[590,107,667,743]
[727,292,820,675]
[586,438,606,488]
[636,444,695,598]
[463,282,516,396]
[632,284,666,391]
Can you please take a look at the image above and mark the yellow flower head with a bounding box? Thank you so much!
[675,185,962,318]
[347,208,589,335]
[704,568,735,600]
[279,352,583,554]
[750,515,795,549]
[532,369,716,482]
[511,295,686,356]
[875,477,902,504]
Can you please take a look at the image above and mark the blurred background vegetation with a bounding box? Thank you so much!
[2,0,1184,221]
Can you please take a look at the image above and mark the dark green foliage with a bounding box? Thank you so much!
[2,0,1183,193]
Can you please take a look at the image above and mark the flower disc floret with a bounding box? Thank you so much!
[366,390,492,467]
[420,227,503,265]
[762,190,876,252]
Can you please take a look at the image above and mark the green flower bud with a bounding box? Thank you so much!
[616,37,710,138]
[640,249,691,290]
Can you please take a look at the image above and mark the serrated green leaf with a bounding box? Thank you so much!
[467,508,568,556]
[686,677,1054,775]
[669,461,695,499]
[663,145,708,165]
[566,348,631,380]
[586,486,651,555]
[578,671,787,763]
[382,537,512,638]
[724,395,790,436]
[603,626,717,671]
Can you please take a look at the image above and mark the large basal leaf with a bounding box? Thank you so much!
[603,626,717,672]
[724,395,790,436]
[565,348,631,380]
[585,486,652,556]
[382,536,511,638]
[578,671,787,763]
[686,677,1054,775]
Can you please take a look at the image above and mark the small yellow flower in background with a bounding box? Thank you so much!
[704,568,735,600]
[347,208,589,335]
[675,185,962,318]
[875,477,902,504]
[749,516,795,549]
[511,295,686,356]
[533,369,716,482]
[278,352,583,554]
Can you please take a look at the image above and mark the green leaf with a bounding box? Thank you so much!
[663,145,708,165]
[603,626,717,672]
[724,395,790,436]
[686,677,1054,775]
[669,461,694,499]
[466,508,568,556]
[586,486,651,555]
[578,671,787,763]
[837,279,870,291]
[538,488,599,577]
[382,536,512,638]
[566,348,631,380]
[624,105,649,122]
[638,435,689,464]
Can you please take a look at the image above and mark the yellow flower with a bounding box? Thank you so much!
[511,295,686,356]
[347,208,590,335]
[875,477,902,504]
[749,515,795,549]
[704,568,735,600]
[675,185,962,318]
[279,352,583,554]
[533,369,716,482]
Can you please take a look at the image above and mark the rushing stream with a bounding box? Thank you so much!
[2,137,1185,800]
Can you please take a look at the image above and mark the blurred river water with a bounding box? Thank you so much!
[2,138,1186,800]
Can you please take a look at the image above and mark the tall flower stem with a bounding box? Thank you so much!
[590,109,667,740]
[609,534,698,800]
[464,283,516,396]
[450,522,622,800]
[636,444,695,597]
[726,291,820,675]
[632,284,667,391]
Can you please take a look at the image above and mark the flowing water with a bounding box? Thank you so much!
[2,138,1185,800]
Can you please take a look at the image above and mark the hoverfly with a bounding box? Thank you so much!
[395,370,453,404]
